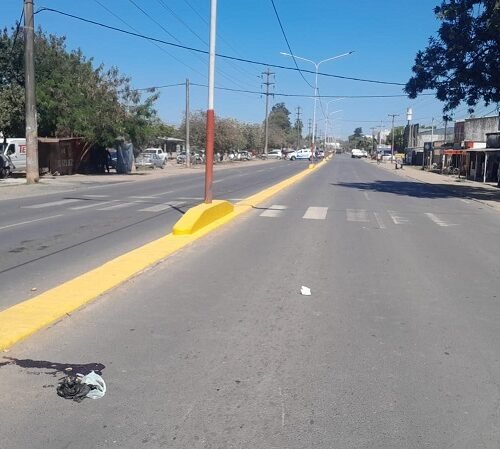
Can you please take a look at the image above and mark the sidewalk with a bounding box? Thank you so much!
[366,158,500,213]
[0,158,276,200]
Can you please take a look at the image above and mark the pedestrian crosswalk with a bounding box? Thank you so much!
[22,196,188,214]
[258,206,459,228]
[22,197,460,229]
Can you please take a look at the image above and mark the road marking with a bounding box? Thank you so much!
[82,194,109,198]
[70,200,119,210]
[153,190,174,197]
[363,191,371,201]
[97,202,136,211]
[346,209,369,222]
[425,212,456,227]
[23,199,82,209]
[460,199,471,204]
[129,196,156,199]
[303,206,328,220]
[373,212,386,229]
[387,210,409,225]
[260,205,287,218]
[0,214,63,231]
[138,201,185,212]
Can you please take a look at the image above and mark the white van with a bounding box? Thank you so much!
[1,138,27,171]
[351,148,363,158]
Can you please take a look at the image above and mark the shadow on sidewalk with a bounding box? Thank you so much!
[331,180,500,202]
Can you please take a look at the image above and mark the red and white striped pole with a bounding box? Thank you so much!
[204,0,217,203]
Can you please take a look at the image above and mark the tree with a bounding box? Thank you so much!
[405,0,500,114]
[0,27,159,153]
[353,127,363,137]
[385,126,405,151]
[267,102,293,148]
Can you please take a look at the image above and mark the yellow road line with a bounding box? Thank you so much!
[0,159,328,350]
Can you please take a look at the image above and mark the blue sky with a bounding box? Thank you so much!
[2,0,495,138]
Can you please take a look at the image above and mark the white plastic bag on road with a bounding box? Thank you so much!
[300,286,311,296]
[78,371,106,399]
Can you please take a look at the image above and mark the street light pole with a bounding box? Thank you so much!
[280,51,354,162]
[204,0,217,204]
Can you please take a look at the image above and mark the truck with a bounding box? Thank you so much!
[0,138,26,178]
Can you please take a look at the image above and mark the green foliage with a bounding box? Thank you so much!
[385,126,405,151]
[179,111,261,153]
[0,26,160,149]
[348,127,372,151]
[405,0,500,113]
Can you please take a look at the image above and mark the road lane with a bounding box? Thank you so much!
[1,156,499,448]
[0,161,308,309]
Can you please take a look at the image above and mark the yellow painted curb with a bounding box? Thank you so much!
[172,200,234,235]
[0,161,328,350]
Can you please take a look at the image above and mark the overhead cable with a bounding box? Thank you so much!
[269,0,314,89]
[36,7,406,86]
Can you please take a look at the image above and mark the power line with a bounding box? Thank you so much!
[36,7,406,87]
[128,0,181,43]
[269,0,314,89]
[155,0,259,87]
[93,0,206,79]
[126,0,255,94]
[156,0,206,45]
[136,82,433,99]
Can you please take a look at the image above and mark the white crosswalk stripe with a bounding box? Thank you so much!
[259,205,287,218]
[138,201,185,213]
[346,209,369,222]
[70,200,119,210]
[303,207,328,220]
[24,199,82,209]
[387,210,409,225]
[373,212,386,229]
[96,202,137,211]
[425,212,457,227]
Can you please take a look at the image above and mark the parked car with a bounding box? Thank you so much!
[288,148,312,161]
[351,149,363,158]
[143,147,168,163]
[176,152,204,164]
[267,149,282,159]
[237,151,251,160]
[136,153,165,169]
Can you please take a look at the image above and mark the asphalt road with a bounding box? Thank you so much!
[0,160,307,309]
[1,155,500,448]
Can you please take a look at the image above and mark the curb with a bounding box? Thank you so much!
[0,159,328,350]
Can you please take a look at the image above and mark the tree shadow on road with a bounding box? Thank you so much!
[331,180,500,202]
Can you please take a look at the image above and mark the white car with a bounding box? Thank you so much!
[143,148,168,163]
[267,149,282,159]
[351,149,363,158]
[288,148,312,161]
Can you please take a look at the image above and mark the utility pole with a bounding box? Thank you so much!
[261,68,274,156]
[24,0,39,184]
[370,127,377,155]
[295,106,302,150]
[430,117,434,170]
[388,114,399,164]
[185,78,190,168]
